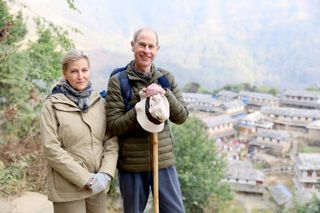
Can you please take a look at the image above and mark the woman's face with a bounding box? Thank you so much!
[63,58,90,91]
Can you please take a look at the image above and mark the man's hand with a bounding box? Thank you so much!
[144,83,165,97]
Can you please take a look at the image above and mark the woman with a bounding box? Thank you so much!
[40,49,118,213]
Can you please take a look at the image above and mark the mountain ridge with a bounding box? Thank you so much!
[21,0,320,91]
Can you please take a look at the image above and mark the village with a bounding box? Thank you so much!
[182,89,320,212]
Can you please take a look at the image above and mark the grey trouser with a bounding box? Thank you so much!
[53,191,106,213]
[119,166,185,213]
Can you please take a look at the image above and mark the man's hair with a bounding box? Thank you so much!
[62,49,90,72]
[133,28,159,45]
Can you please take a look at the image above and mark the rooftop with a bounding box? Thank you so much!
[201,114,234,127]
[239,91,278,101]
[256,128,291,141]
[216,90,238,99]
[306,120,320,130]
[226,160,264,181]
[281,89,320,99]
[261,106,320,118]
[296,153,320,170]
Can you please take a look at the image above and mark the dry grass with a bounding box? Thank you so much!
[0,135,47,197]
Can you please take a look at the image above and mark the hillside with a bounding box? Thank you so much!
[20,0,320,91]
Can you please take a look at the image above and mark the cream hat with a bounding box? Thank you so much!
[135,92,170,133]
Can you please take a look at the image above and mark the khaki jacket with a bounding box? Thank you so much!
[40,92,118,202]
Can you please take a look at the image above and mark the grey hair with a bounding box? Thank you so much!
[133,28,159,45]
[62,49,90,72]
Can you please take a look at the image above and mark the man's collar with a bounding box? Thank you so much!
[130,61,154,78]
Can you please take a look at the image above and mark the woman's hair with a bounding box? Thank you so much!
[62,49,90,72]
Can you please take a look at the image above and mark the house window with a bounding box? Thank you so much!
[307,170,313,177]
[305,183,313,188]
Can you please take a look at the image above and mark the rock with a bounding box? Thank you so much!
[0,199,11,213]
[0,160,5,170]
[11,192,53,213]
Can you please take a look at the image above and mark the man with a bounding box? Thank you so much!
[106,28,188,213]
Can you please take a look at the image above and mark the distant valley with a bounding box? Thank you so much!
[21,0,320,91]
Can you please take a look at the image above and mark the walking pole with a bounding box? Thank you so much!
[152,132,159,213]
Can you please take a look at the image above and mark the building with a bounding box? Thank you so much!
[261,106,320,131]
[306,120,320,146]
[293,153,320,193]
[182,92,219,112]
[224,160,265,194]
[238,111,274,142]
[217,99,246,118]
[201,114,235,141]
[280,89,320,110]
[269,183,293,209]
[238,91,279,113]
[249,128,292,157]
[216,90,238,101]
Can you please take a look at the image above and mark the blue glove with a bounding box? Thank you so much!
[90,172,111,194]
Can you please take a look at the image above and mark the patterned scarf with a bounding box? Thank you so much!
[52,79,93,112]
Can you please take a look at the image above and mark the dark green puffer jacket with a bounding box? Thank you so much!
[106,61,189,172]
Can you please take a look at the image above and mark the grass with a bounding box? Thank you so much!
[253,161,269,170]
[302,145,320,153]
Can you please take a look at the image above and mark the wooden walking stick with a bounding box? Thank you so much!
[152,132,159,213]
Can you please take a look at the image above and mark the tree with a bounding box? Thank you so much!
[213,83,253,94]
[0,0,74,139]
[183,82,200,93]
[295,194,320,213]
[213,83,279,96]
[171,116,233,212]
[268,87,279,96]
[0,0,74,196]
[306,85,320,92]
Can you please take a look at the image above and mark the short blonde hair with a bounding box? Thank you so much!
[62,49,90,72]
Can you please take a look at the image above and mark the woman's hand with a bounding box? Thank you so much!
[86,173,111,194]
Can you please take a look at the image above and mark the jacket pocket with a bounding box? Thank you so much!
[53,170,82,192]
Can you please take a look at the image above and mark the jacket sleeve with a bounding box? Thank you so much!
[40,100,91,188]
[106,75,139,136]
[99,134,119,178]
[164,72,189,124]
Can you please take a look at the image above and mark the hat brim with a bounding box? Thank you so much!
[136,98,165,133]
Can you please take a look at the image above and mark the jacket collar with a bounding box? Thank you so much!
[50,92,101,112]
[126,60,164,83]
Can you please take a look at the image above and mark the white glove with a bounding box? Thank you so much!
[90,173,111,194]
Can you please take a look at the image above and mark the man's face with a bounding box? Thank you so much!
[131,30,159,72]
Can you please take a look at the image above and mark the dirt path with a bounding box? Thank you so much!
[0,192,53,213]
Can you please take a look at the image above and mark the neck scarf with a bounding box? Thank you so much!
[131,61,154,82]
[52,79,93,112]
